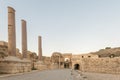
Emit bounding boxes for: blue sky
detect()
[1,0,120,56]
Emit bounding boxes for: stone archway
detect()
[74,64,80,70]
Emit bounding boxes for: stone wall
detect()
[49,63,59,69]
[0,56,31,74]
[34,61,47,70]
[0,41,8,58]
[16,48,22,59]
[81,57,120,74]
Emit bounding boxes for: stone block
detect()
[0,56,31,74]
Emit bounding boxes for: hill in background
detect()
[91,47,120,58]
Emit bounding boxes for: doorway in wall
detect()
[74,64,79,70]
[64,63,69,68]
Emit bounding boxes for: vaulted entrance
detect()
[74,64,79,70]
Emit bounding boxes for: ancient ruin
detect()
[38,36,42,61]
[22,20,27,58]
[0,7,31,74]
[34,36,47,70]
[0,6,120,75]
[8,6,16,56]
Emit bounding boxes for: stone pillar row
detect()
[8,6,43,60]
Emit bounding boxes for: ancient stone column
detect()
[8,7,16,56]
[22,20,27,58]
[38,36,42,60]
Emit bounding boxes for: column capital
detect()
[38,36,42,38]
[21,19,26,22]
[8,6,15,13]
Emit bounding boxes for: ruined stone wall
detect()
[49,63,59,69]
[0,41,8,58]
[16,48,22,59]
[81,57,120,74]
[72,55,81,69]
[43,57,51,65]
[0,58,31,74]
[34,62,47,70]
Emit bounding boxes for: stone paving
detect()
[0,69,80,80]
[0,69,120,80]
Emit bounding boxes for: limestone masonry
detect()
[0,6,120,75]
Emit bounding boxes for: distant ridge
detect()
[91,47,120,57]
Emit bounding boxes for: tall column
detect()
[22,20,27,58]
[38,36,42,60]
[8,7,16,56]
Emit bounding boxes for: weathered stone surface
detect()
[38,36,42,60]
[34,61,47,70]
[43,56,51,65]
[0,41,8,59]
[27,51,37,60]
[80,57,120,74]
[16,48,22,59]
[8,6,16,56]
[21,20,27,58]
[0,56,31,74]
[49,63,59,69]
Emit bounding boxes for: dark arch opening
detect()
[74,64,79,70]
[64,63,69,68]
